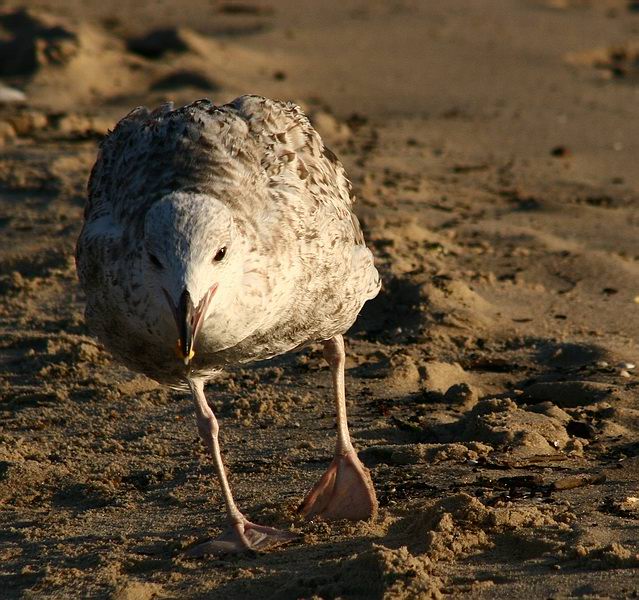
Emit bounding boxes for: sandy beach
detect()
[1,1,639,598]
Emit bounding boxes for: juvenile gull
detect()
[76,95,381,554]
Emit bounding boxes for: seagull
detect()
[76,95,381,555]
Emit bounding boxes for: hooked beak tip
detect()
[183,348,195,366]
[175,340,195,366]
[166,284,217,367]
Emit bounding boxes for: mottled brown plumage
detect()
[76,95,380,554]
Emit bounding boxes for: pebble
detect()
[0,84,26,105]
[443,382,479,409]
[618,362,635,370]
[6,110,48,135]
[54,113,110,137]
[309,110,352,144]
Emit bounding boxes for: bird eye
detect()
[148,252,164,269]
[213,246,227,262]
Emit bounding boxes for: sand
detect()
[1,1,639,598]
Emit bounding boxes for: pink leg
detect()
[184,378,296,557]
[299,335,378,521]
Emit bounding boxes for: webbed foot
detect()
[185,519,297,557]
[299,450,377,521]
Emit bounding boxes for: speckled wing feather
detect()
[87,96,364,230]
[82,94,379,291]
[229,95,378,289]
[220,96,380,353]
[229,96,357,215]
[85,100,257,233]
[77,96,380,382]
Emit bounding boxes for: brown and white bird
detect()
[76,95,381,554]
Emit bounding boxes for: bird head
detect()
[143,192,240,367]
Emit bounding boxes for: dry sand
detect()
[1,0,639,598]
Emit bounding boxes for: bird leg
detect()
[299,335,378,521]
[184,378,296,557]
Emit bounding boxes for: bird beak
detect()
[177,289,195,365]
[163,285,218,367]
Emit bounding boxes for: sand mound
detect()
[0,8,79,76]
[109,579,163,600]
[390,494,492,559]
[385,352,422,393]
[4,9,146,111]
[566,42,639,82]
[0,459,59,505]
[331,492,576,597]
[388,493,573,558]
[308,109,352,145]
[0,9,281,112]
[421,277,496,331]
[420,361,482,407]
[448,398,570,456]
[326,546,443,600]
[362,441,492,466]
[369,354,482,399]
[573,542,639,569]
[523,380,626,407]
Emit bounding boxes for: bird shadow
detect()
[351,273,426,343]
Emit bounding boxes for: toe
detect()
[184,522,296,557]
